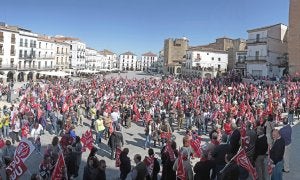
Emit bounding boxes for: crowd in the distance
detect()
[0,73,297,180]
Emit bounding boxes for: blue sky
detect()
[1,0,289,56]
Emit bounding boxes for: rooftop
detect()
[188,46,227,53]
[142,51,157,57]
[121,51,136,56]
[247,23,287,33]
[99,49,115,56]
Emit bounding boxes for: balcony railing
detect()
[36,56,55,60]
[246,38,267,44]
[246,56,267,61]
[0,65,17,70]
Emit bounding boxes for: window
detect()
[255,51,259,59]
[24,50,27,58]
[38,62,41,69]
[10,58,14,67]
[207,53,209,55]
[10,45,15,55]
[57,47,59,54]
[20,38,23,46]
[197,54,200,59]
[218,64,221,70]
[0,32,3,42]
[0,44,3,54]
[45,61,47,67]
[33,41,36,48]
[256,34,260,42]
[46,43,48,48]
[61,48,64,54]
[39,42,41,48]
[212,57,214,60]
[10,34,15,44]
[19,50,22,58]
[51,61,53,68]
[38,51,41,57]
[0,58,2,67]
[30,40,33,48]
[218,58,221,61]
[33,51,36,58]
[70,45,72,50]
[25,39,28,47]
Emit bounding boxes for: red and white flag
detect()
[115,147,122,167]
[51,153,67,180]
[164,142,175,161]
[81,129,94,152]
[144,156,155,176]
[177,152,186,180]
[233,148,257,180]
[190,138,202,158]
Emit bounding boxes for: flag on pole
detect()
[115,147,122,167]
[51,153,67,180]
[190,138,202,158]
[233,148,257,180]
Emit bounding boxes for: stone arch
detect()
[176,67,181,74]
[36,73,40,79]
[18,72,24,82]
[7,71,14,82]
[27,72,33,81]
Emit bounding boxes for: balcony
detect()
[246,56,267,62]
[246,38,267,44]
[20,55,36,60]
[0,65,17,70]
[36,56,55,60]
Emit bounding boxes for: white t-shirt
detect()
[30,124,43,140]
[111,112,120,122]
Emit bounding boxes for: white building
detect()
[140,52,158,71]
[0,24,19,81]
[85,47,103,70]
[36,35,56,71]
[54,37,86,70]
[99,49,117,70]
[53,38,70,70]
[119,51,137,71]
[246,23,288,77]
[183,47,228,78]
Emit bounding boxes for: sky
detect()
[0,0,289,56]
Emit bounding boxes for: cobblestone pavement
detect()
[0,72,299,179]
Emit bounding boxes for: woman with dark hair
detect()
[88,146,98,159]
[83,156,100,180]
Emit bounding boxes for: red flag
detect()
[51,153,67,180]
[240,123,249,148]
[115,147,122,167]
[164,143,175,161]
[160,132,171,140]
[81,129,93,152]
[133,103,141,122]
[144,156,155,177]
[62,102,68,113]
[177,152,186,180]
[0,138,5,149]
[190,138,202,158]
[233,148,257,180]
[37,107,43,120]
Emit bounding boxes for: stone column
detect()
[23,72,28,82]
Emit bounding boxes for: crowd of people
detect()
[0,73,297,180]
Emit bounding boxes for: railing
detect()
[246,56,267,61]
[246,38,267,44]
[0,65,17,70]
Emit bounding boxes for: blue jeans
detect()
[186,117,192,129]
[288,113,294,125]
[144,134,151,148]
[271,160,283,180]
[3,126,9,138]
[96,130,104,145]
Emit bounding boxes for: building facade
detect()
[36,35,56,71]
[182,47,228,78]
[86,47,103,70]
[245,24,288,77]
[118,51,137,71]
[99,49,118,70]
[140,52,157,71]
[234,50,247,76]
[163,37,189,74]
[0,24,19,81]
[288,0,300,75]
[53,38,70,70]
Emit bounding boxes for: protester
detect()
[119,148,131,180]
[72,136,83,178]
[95,116,105,147]
[145,148,160,180]
[108,125,124,159]
[279,118,292,174]
[254,126,268,180]
[2,140,15,166]
[218,153,240,180]
[96,159,107,180]
[270,129,285,180]
[193,150,215,180]
[131,154,148,180]
[83,156,100,180]
[161,141,178,180]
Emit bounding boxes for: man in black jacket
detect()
[108,125,124,159]
[229,123,241,155]
[120,148,131,180]
[254,126,268,180]
[270,129,285,180]
[212,134,231,179]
